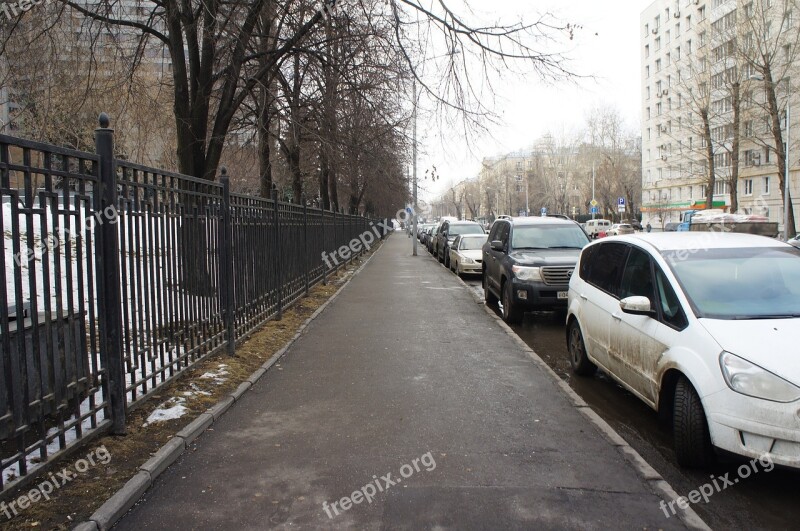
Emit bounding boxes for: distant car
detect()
[609,223,635,236]
[449,234,488,276]
[567,233,800,469]
[623,219,643,231]
[663,222,680,232]
[482,216,590,324]
[584,219,612,239]
[434,220,485,268]
[788,235,800,248]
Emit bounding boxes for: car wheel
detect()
[673,376,715,468]
[567,320,596,376]
[501,280,523,325]
[483,272,498,306]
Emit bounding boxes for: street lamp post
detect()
[412,79,418,255]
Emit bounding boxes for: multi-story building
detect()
[640,0,799,230]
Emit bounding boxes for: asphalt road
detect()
[453,271,800,531]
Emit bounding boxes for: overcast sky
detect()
[415,0,646,200]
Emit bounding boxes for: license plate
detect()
[557,291,568,299]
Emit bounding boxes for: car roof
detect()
[503,216,577,226]
[607,232,789,251]
[447,220,481,225]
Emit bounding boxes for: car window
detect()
[619,247,655,305]
[654,266,688,329]
[487,222,501,241]
[459,235,488,250]
[449,224,484,236]
[492,222,510,247]
[583,242,629,297]
[510,225,589,249]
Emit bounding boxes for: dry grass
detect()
[0,254,370,531]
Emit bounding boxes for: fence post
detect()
[332,207,338,271]
[271,188,282,320]
[303,197,309,296]
[94,113,126,435]
[321,209,327,286]
[219,168,235,356]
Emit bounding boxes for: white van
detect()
[584,219,611,239]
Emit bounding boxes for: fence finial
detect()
[98,112,110,128]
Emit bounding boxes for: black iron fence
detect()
[0,115,387,496]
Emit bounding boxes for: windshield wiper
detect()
[513,246,547,250]
[547,246,583,249]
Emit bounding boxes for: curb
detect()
[453,266,711,531]
[74,239,388,531]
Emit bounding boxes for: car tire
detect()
[483,272,498,306]
[567,320,596,376]
[501,280,523,325]
[673,376,715,468]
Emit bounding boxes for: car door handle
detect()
[612,313,622,321]
[579,294,588,300]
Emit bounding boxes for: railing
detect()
[0,115,387,497]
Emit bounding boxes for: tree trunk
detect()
[765,73,796,237]
[702,108,716,208]
[730,82,740,213]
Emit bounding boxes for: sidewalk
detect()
[115,234,694,530]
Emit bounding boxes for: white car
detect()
[449,234,487,276]
[609,223,635,236]
[566,232,800,468]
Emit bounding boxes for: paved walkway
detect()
[116,234,688,530]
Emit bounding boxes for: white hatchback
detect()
[566,232,800,468]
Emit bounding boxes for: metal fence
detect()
[0,115,386,496]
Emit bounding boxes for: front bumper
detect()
[510,277,569,310]
[704,387,800,468]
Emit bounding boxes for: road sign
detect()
[618,205,626,213]
[590,199,598,207]
[540,207,547,216]
[590,206,599,214]
[618,197,626,206]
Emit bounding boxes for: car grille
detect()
[541,266,574,286]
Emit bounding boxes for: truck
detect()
[676,209,779,237]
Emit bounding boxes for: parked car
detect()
[449,234,488,276]
[482,217,590,324]
[622,219,643,231]
[788,235,800,249]
[609,223,635,236]
[584,219,612,239]
[434,220,485,267]
[566,232,800,469]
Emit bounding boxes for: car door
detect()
[577,242,629,369]
[608,246,665,406]
[486,221,509,292]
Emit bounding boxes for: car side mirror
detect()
[490,240,505,252]
[619,296,654,316]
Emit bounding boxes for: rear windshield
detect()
[459,235,488,250]
[449,224,484,236]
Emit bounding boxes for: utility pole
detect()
[785,101,791,240]
[412,78,418,256]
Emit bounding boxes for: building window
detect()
[656,59,662,71]
[763,176,770,195]
[647,86,651,99]
[645,44,650,58]
[744,179,753,195]
[675,22,680,36]
[686,14,691,28]
[655,37,661,51]
[646,65,650,78]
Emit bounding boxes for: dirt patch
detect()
[0,254,370,531]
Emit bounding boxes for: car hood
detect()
[458,249,483,261]
[508,248,582,266]
[699,318,800,383]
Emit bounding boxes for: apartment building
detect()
[640,0,799,230]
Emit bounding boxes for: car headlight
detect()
[511,265,542,282]
[461,256,475,264]
[719,352,800,403]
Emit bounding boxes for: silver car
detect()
[449,234,488,276]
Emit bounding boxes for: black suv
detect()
[482,217,590,324]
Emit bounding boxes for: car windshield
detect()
[665,247,800,319]
[511,225,590,249]
[449,224,484,236]
[459,235,488,250]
